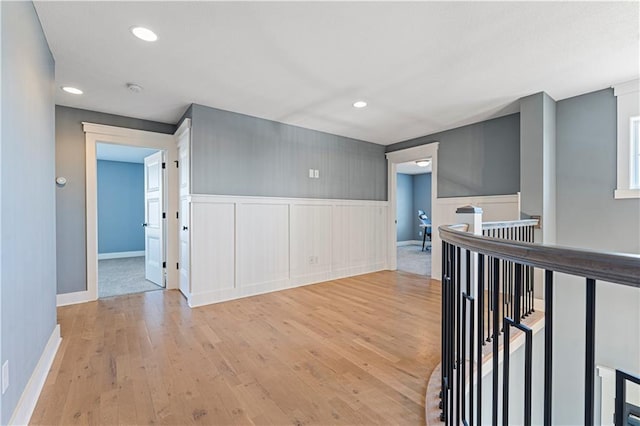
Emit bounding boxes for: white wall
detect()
[187,195,388,307]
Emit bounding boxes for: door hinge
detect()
[162,162,166,169]
[162,261,166,268]
[174,160,179,168]
[162,212,166,219]
[176,211,179,219]
[176,262,179,270]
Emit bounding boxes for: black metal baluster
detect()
[544,270,553,426]
[477,254,485,425]
[492,257,500,426]
[441,241,447,423]
[456,246,462,426]
[585,278,596,426]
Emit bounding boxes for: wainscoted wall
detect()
[431,193,521,278]
[187,195,388,307]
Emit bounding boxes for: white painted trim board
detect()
[56,290,93,307]
[8,325,61,426]
[97,250,144,260]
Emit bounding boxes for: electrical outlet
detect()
[419,231,423,236]
[308,169,314,178]
[314,169,319,178]
[308,256,315,264]
[2,360,9,394]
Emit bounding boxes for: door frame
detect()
[84,122,179,301]
[385,142,439,278]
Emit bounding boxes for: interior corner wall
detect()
[386,113,520,198]
[55,106,176,295]
[396,174,413,241]
[553,88,640,424]
[97,160,145,254]
[189,104,387,200]
[1,2,57,423]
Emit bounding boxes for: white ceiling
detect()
[96,143,158,164]
[397,161,432,175]
[34,1,639,145]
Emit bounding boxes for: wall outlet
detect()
[309,169,314,178]
[419,231,423,236]
[308,256,319,264]
[2,360,8,394]
[314,169,319,178]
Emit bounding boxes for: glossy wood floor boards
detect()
[31,271,441,426]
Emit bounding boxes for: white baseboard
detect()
[8,325,61,426]
[397,240,422,247]
[97,250,144,260]
[56,290,95,307]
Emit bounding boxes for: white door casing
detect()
[144,151,164,286]
[176,120,191,298]
[74,122,178,306]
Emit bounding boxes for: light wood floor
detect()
[31,271,442,425]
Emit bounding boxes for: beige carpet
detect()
[397,244,432,276]
[98,256,162,298]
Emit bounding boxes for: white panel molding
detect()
[97,250,144,260]
[56,290,93,307]
[186,195,388,307]
[431,193,521,278]
[8,325,61,426]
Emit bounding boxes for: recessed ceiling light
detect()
[126,83,143,93]
[416,159,431,167]
[353,101,368,108]
[131,26,158,42]
[61,86,83,95]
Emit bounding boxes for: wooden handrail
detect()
[439,224,640,288]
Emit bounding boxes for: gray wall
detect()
[55,106,175,294]
[413,173,432,237]
[1,2,57,422]
[553,88,640,424]
[190,104,387,200]
[387,113,520,198]
[97,160,145,254]
[396,174,413,241]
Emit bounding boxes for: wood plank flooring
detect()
[31,271,441,425]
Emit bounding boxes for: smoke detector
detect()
[126,83,143,93]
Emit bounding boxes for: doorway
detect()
[395,160,432,276]
[96,143,165,298]
[385,142,441,279]
[84,123,179,303]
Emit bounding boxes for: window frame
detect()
[613,79,640,199]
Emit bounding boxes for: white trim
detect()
[188,193,388,206]
[84,123,179,301]
[97,250,144,260]
[386,142,439,276]
[8,325,61,426]
[397,240,422,247]
[614,188,640,199]
[56,290,93,307]
[613,79,640,198]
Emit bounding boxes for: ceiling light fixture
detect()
[353,101,367,108]
[127,83,143,93]
[61,86,83,95]
[131,26,158,42]
[416,159,431,167]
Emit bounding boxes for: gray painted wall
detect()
[1,2,57,422]
[97,160,145,254]
[190,104,387,200]
[55,106,175,294]
[413,173,432,238]
[386,113,520,198]
[553,88,640,424]
[396,174,413,242]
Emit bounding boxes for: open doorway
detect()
[395,160,432,276]
[96,143,165,298]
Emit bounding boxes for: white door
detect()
[177,131,190,298]
[144,151,164,286]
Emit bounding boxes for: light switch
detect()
[309,169,314,178]
[314,170,319,178]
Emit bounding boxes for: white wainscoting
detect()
[187,195,388,307]
[431,193,521,279]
